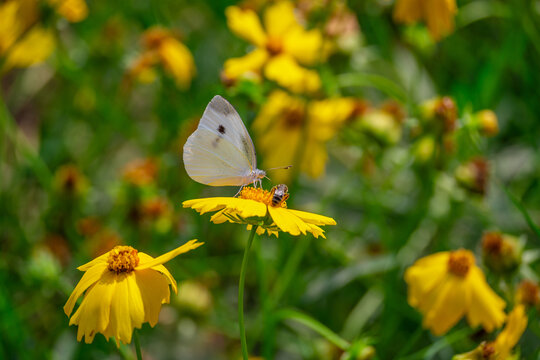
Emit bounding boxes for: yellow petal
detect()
[183,197,268,219]
[223,48,268,80]
[226,6,267,47]
[404,254,448,309]
[283,27,323,65]
[158,38,196,89]
[0,1,23,53]
[104,273,133,345]
[285,209,336,226]
[300,140,328,178]
[263,1,298,38]
[4,27,55,70]
[125,273,145,329]
[134,268,171,326]
[268,206,310,236]
[49,0,88,22]
[64,263,108,316]
[393,0,423,24]
[466,267,506,332]
[425,0,457,40]
[69,270,117,344]
[136,239,203,270]
[77,251,110,271]
[264,54,321,93]
[422,274,469,335]
[495,305,527,358]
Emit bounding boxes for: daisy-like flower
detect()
[127,27,196,89]
[223,1,324,93]
[453,305,528,360]
[393,0,457,41]
[405,249,506,336]
[183,186,336,238]
[0,0,87,71]
[64,240,204,345]
[253,90,356,182]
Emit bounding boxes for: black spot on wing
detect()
[218,125,226,134]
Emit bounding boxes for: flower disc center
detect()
[239,187,287,207]
[447,250,473,277]
[107,246,140,273]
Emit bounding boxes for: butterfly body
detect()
[183,95,266,187]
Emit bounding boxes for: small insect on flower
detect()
[271,184,289,207]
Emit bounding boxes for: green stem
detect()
[133,330,143,360]
[239,226,257,360]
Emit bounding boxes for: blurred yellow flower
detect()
[453,305,528,360]
[64,240,204,345]
[54,164,89,196]
[253,90,355,182]
[223,1,324,93]
[405,249,506,336]
[393,0,457,40]
[128,27,196,89]
[0,0,87,70]
[183,186,336,238]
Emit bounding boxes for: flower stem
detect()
[239,226,257,360]
[134,329,143,360]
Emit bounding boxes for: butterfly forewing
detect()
[183,95,258,186]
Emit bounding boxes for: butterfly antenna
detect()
[266,165,292,171]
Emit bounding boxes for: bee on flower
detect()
[222,1,326,93]
[64,240,204,345]
[183,185,336,238]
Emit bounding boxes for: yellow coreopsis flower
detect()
[453,305,528,360]
[253,90,355,182]
[405,249,506,336]
[0,0,87,71]
[393,0,457,41]
[183,186,336,238]
[223,1,324,93]
[64,240,204,345]
[127,27,196,89]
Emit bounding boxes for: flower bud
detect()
[413,136,436,163]
[482,231,522,274]
[516,280,539,308]
[358,109,402,145]
[474,110,498,137]
[420,96,457,134]
[455,158,489,195]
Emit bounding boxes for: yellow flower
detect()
[453,305,528,360]
[64,240,204,345]
[393,0,457,40]
[405,249,506,336]
[253,90,355,182]
[128,27,196,89]
[0,0,87,71]
[183,186,336,238]
[223,1,324,93]
[493,305,527,360]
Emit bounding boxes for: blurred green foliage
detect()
[1,0,540,359]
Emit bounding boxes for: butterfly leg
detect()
[234,185,244,197]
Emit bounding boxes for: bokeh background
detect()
[1,0,540,359]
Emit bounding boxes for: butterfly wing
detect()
[183,95,257,186]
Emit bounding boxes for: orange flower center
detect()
[482,232,503,255]
[283,107,305,129]
[107,246,140,273]
[481,342,496,359]
[266,36,283,56]
[518,280,539,306]
[239,187,287,207]
[447,250,474,277]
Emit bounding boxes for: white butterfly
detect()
[183,95,267,188]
